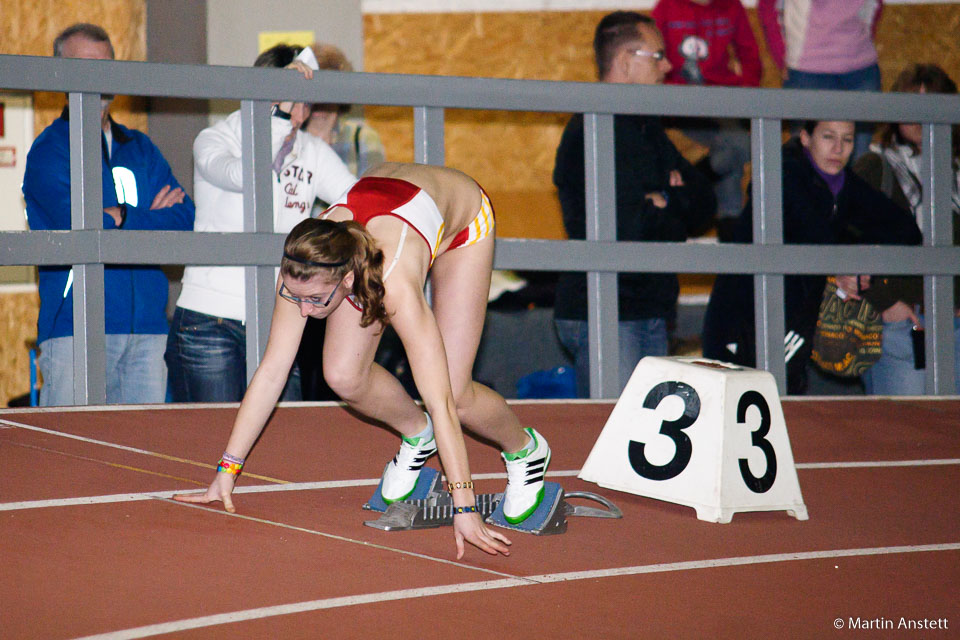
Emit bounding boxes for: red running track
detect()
[1,398,958,639]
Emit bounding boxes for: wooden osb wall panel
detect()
[364,11,607,239]
[0,0,147,140]
[874,4,960,90]
[364,5,960,239]
[0,292,40,404]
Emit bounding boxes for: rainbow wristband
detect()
[217,453,244,476]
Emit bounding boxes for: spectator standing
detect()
[758,0,884,159]
[702,120,921,394]
[165,44,355,403]
[23,23,196,406]
[303,43,385,180]
[852,64,960,395]
[653,0,762,240]
[553,11,716,398]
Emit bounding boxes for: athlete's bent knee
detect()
[323,365,367,402]
[453,381,480,421]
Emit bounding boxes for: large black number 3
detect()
[737,391,777,493]
[628,381,700,481]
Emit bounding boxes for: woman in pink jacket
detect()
[759,0,884,158]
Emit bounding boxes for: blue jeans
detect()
[554,317,668,398]
[165,307,301,403]
[784,64,882,160]
[863,316,960,395]
[38,334,167,406]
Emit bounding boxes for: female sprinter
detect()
[175,162,551,558]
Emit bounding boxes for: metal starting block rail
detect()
[363,491,501,531]
[363,474,622,536]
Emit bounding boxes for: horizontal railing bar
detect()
[2,55,959,123]
[5,231,960,275]
[492,240,960,274]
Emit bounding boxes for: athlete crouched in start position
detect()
[176,162,551,557]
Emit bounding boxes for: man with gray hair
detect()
[23,23,195,406]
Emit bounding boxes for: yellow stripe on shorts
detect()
[465,192,494,247]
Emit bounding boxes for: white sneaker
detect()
[501,427,551,524]
[380,418,438,504]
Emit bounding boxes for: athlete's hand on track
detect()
[173,472,238,512]
[453,513,511,559]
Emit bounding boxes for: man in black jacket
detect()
[553,11,716,398]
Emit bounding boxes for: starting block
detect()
[485,484,622,535]
[363,465,442,513]
[579,356,808,524]
[363,479,621,535]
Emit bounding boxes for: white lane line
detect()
[73,579,532,640]
[796,459,960,469]
[525,542,960,583]
[73,542,960,640]
[0,472,577,512]
[5,417,958,474]
[0,418,288,483]
[0,481,374,512]
[2,460,958,512]
[0,418,213,467]
[157,496,523,581]
[3,417,957,513]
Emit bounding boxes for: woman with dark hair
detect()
[176,163,551,558]
[702,120,922,394]
[852,63,960,394]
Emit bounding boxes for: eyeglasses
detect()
[279,280,341,307]
[629,49,666,62]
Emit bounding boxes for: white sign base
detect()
[579,356,808,523]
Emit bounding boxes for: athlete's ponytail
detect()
[281,218,387,327]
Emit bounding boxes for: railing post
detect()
[921,123,956,395]
[69,91,107,405]
[241,100,275,383]
[413,106,445,305]
[584,113,619,399]
[751,117,787,394]
[414,106,445,166]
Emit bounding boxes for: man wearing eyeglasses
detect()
[552,11,716,398]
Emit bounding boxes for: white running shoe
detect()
[380,417,438,504]
[501,427,551,524]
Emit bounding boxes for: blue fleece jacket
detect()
[23,111,195,341]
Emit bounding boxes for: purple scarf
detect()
[804,148,846,197]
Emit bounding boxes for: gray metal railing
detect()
[1,53,958,402]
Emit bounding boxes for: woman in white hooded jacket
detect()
[165,44,356,402]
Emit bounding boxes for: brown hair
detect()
[593,11,655,80]
[281,218,387,327]
[877,63,960,156]
[310,43,353,115]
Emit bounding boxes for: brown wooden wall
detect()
[0,0,147,142]
[363,5,960,240]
